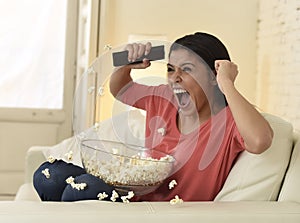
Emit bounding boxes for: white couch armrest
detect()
[25,146,49,183]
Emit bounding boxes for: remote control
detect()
[112,45,165,67]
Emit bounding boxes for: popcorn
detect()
[120,191,135,203]
[93,122,100,131]
[47,156,56,163]
[110,190,119,202]
[169,180,177,190]
[121,196,130,203]
[97,86,105,96]
[42,168,50,179]
[65,151,73,161]
[82,152,174,187]
[72,182,87,191]
[104,44,112,50]
[66,176,75,184]
[66,176,87,191]
[87,67,96,75]
[170,195,183,205]
[88,86,95,94]
[112,148,119,155]
[97,192,108,200]
[127,191,135,199]
[157,127,166,136]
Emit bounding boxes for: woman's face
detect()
[167,48,214,116]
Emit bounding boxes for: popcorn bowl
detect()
[80,139,175,196]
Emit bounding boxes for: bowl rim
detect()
[80,139,175,163]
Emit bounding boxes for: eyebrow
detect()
[181,62,195,67]
[167,62,195,67]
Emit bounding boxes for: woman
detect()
[110,32,273,201]
[33,32,273,202]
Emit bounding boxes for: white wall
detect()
[98,0,259,104]
[256,0,300,131]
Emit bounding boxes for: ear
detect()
[210,70,218,85]
[210,78,218,86]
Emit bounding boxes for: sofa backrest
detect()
[278,131,300,202]
[45,110,296,202]
[97,111,296,201]
[215,113,294,201]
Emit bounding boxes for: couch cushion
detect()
[215,114,294,201]
[14,183,41,201]
[2,200,300,223]
[278,132,300,202]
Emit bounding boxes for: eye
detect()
[167,66,174,72]
[182,67,192,73]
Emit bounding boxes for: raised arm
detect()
[109,43,152,98]
[215,60,273,154]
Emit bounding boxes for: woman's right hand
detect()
[125,42,152,69]
[110,42,152,97]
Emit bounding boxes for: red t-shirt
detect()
[119,83,245,201]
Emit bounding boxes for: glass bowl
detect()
[80,139,175,196]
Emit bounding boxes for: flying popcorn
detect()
[72,182,87,191]
[93,122,100,131]
[104,44,112,50]
[121,196,130,203]
[66,176,75,184]
[127,191,134,199]
[169,180,177,189]
[157,127,166,136]
[47,156,56,163]
[97,86,105,96]
[42,168,50,179]
[170,195,183,205]
[65,176,87,191]
[112,148,119,155]
[65,151,73,161]
[97,192,108,200]
[120,191,135,203]
[110,190,119,202]
[88,86,95,94]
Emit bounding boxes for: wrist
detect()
[220,80,235,96]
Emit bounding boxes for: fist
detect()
[214,60,238,93]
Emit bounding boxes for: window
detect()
[0,0,67,109]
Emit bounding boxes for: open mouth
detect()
[173,88,190,108]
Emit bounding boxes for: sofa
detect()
[1,111,300,222]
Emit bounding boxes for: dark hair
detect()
[170,32,231,71]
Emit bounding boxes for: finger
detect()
[131,43,139,61]
[137,43,146,58]
[125,44,134,62]
[129,59,151,69]
[145,42,152,55]
[214,60,220,71]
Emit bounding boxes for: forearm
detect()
[222,81,273,154]
[109,66,133,98]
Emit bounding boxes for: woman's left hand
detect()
[214,60,238,93]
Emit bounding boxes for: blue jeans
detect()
[33,160,115,201]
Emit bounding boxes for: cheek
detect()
[188,74,209,93]
[189,79,211,104]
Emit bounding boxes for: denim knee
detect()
[61,173,115,202]
[33,160,86,201]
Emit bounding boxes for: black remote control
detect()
[112,45,165,67]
